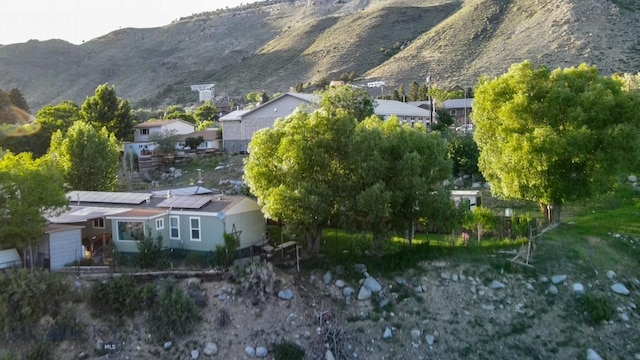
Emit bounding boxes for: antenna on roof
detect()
[76,194,80,205]
[167,190,173,198]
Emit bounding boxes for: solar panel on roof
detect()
[156,196,211,209]
[67,191,151,205]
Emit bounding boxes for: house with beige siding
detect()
[220,92,437,152]
[220,93,317,153]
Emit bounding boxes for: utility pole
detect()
[427,74,433,131]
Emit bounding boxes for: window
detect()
[450,109,457,116]
[116,221,144,241]
[93,218,105,229]
[170,216,180,239]
[156,218,164,230]
[190,217,201,241]
[141,128,149,135]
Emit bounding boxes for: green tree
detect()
[185,136,204,150]
[432,109,454,132]
[194,100,218,125]
[81,83,134,141]
[0,152,68,252]
[473,61,640,222]
[164,105,195,123]
[462,206,496,244]
[408,81,420,101]
[447,133,479,176]
[613,72,640,92]
[149,129,180,156]
[319,85,375,122]
[49,121,120,191]
[245,110,356,255]
[23,101,82,157]
[7,88,30,113]
[350,117,452,246]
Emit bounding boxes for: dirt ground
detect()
[44,249,640,360]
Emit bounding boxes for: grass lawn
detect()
[273,183,640,281]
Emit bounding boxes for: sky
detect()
[0,0,259,45]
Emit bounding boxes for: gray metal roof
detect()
[443,98,473,109]
[374,100,433,118]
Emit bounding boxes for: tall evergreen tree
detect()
[81,83,134,141]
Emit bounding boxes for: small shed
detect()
[451,190,482,210]
[37,224,85,270]
[0,248,22,270]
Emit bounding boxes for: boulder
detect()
[323,271,332,285]
[256,347,268,358]
[343,287,355,297]
[587,348,603,360]
[364,277,382,292]
[203,342,218,356]
[245,346,256,357]
[278,289,294,300]
[358,285,372,300]
[611,283,630,295]
[551,275,567,284]
[383,327,392,339]
[628,175,637,183]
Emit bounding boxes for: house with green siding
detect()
[49,190,266,256]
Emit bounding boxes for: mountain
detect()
[0,0,638,110]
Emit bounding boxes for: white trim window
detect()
[93,218,105,229]
[190,217,201,241]
[156,218,164,231]
[170,216,180,239]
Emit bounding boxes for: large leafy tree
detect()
[0,100,80,157]
[473,61,640,222]
[194,100,219,130]
[350,117,452,246]
[245,109,355,255]
[319,85,376,121]
[0,151,68,251]
[447,133,479,176]
[49,121,120,191]
[246,108,452,254]
[164,105,195,124]
[81,83,134,141]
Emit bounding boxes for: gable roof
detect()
[443,98,473,109]
[134,119,195,129]
[219,92,318,122]
[178,130,220,141]
[374,100,433,118]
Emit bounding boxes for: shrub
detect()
[215,308,232,329]
[146,279,201,342]
[46,306,87,343]
[139,282,158,308]
[184,251,206,269]
[137,233,169,269]
[88,275,139,318]
[211,245,227,268]
[231,260,275,304]
[0,269,70,336]
[580,293,614,324]
[273,341,305,360]
[26,340,53,360]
